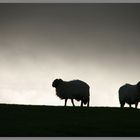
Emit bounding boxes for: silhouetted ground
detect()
[0,104,140,137]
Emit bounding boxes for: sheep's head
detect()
[52,79,63,88]
[137,81,140,90]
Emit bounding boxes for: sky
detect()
[0,3,140,107]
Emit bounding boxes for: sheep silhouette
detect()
[52,79,90,107]
[119,81,140,108]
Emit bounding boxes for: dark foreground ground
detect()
[0,104,140,137]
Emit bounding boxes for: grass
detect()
[0,104,140,136]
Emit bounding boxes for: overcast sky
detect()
[0,3,140,107]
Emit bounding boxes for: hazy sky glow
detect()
[0,3,140,107]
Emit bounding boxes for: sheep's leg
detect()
[87,97,90,107]
[87,102,89,107]
[81,100,83,107]
[120,102,125,108]
[65,99,68,106]
[135,102,138,109]
[129,104,132,108]
[71,99,75,107]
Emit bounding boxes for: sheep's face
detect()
[52,79,63,88]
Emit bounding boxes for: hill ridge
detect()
[0,104,139,136]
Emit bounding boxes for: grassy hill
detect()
[0,104,140,137]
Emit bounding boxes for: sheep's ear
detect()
[57,79,63,83]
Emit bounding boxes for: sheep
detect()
[119,81,140,108]
[52,79,90,107]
